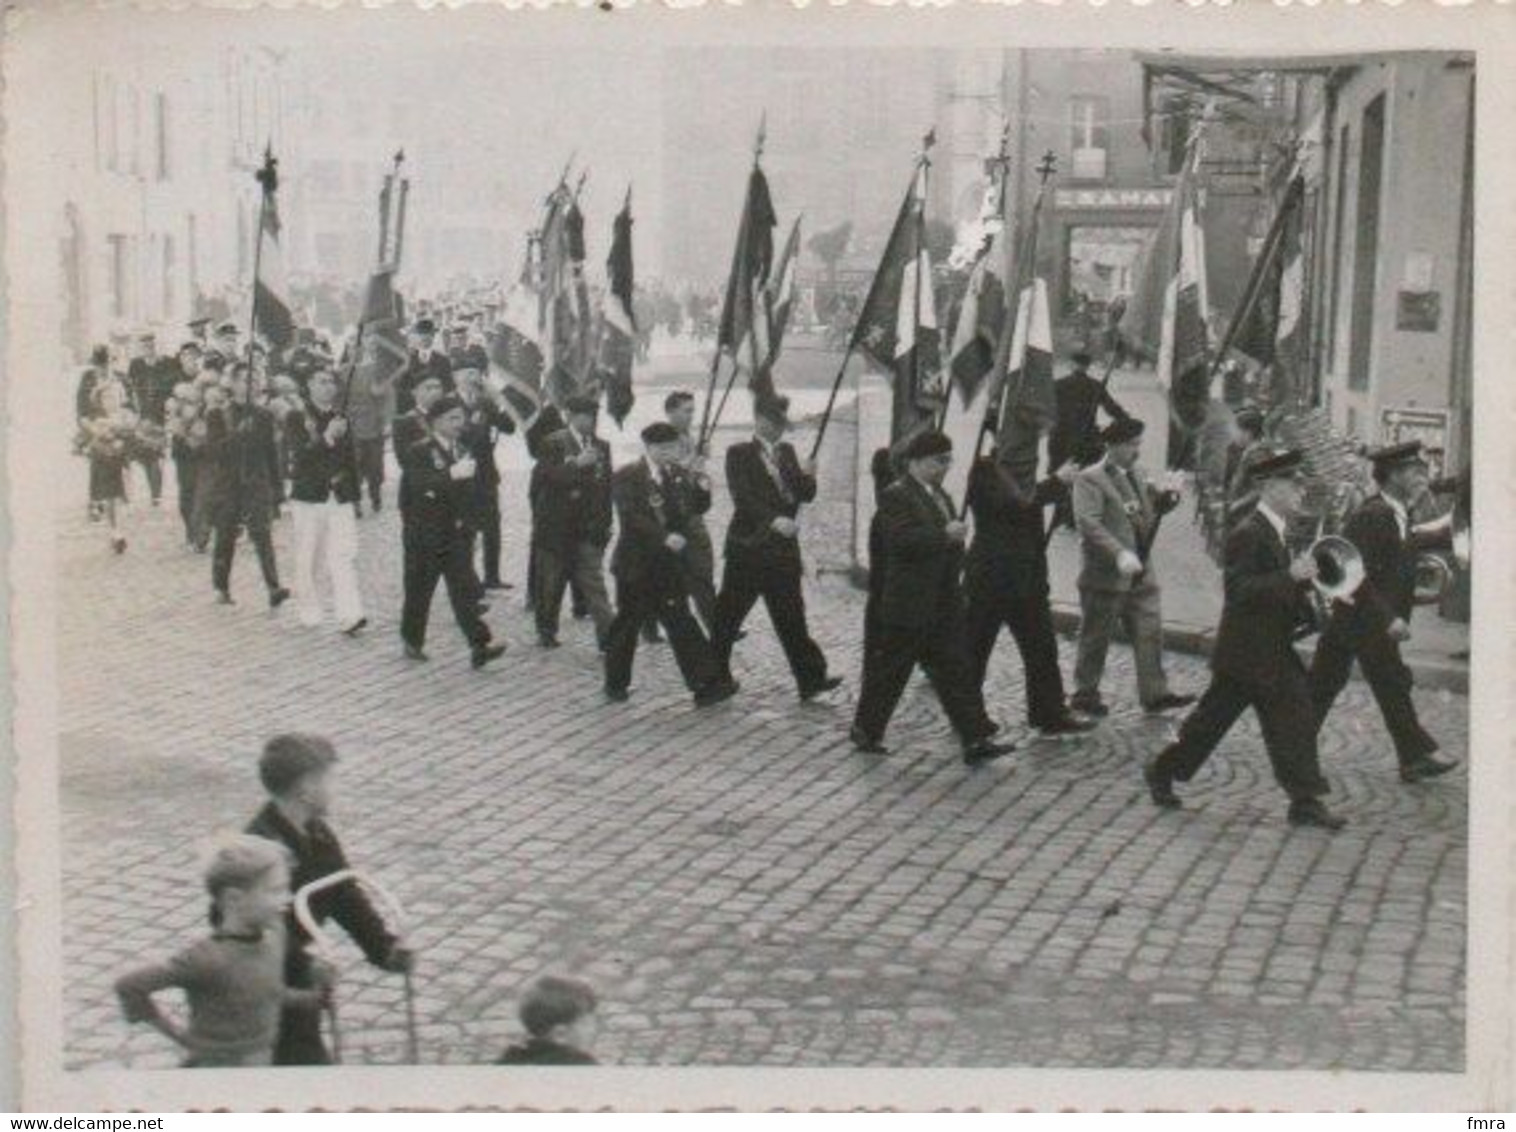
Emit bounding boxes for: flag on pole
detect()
[852,158,942,443]
[598,192,637,426]
[717,165,778,372]
[488,235,548,433]
[996,276,1056,453]
[1229,175,1306,410]
[1122,144,1211,469]
[252,149,295,352]
[946,224,1009,407]
[539,183,592,406]
[748,215,803,398]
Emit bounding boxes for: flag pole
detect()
[908,131,932,444]
[699,115,766,452]
[246,144,276,396]
[1205,174,1299,384]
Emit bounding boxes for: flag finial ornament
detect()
[393,149,405,170]
[256,146,279,194]
[1036,151,1058,183]
[755,112,767,164]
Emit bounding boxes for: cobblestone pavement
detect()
[55,399,1467,1072]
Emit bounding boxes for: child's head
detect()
[203,834,292,930]
[520,976,597,1042]
[258,733,337,817]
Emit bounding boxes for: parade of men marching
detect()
[24,23,1484,1093]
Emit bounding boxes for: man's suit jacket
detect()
[1072,460,1172,593]
[1322,493,1448,645]
[874,475,965,632]
[458,394,516,491]
[610,460,710,585]
[1212,509,1316,688]
[532,428,613,550]
[965,457,1062,589]
[285,406,359,505]
[401,436,477,547]
[199,403,282,518]
[1051,371,1130,468]
[723,438,817,573]
[398,350,454,412]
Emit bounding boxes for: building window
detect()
[1327,124,1351,375]
[162,235,176,319]
[155,93,171,181]
[1348,94,1387,393]
[1068,95,1110,181]
[108,234,133,320]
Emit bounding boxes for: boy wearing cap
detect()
[398,318,453,415]
[1070,417,1194,717]
[532,395,615,649]
[711,393,842,701]
[115,834,333,1067]
[1309,441,1457,784]
[603,422,735,706]
[852,430,1014,766]
[398,395,505,669]
[245,734,412,1065]
[496,976,598,1065]
[1144,450,1347,830]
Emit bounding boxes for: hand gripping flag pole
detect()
[294,870,418,1065]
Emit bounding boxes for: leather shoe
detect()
[471,642,506,670]
[1143,755,1182,809]
[483,579,513,591]
[537,635,561,649]
[215,589,234,605]
[1399,754,1458,783]
[800,675,844,702]
[963,738,1016,767]
[849,726,888,755]
[1069,695,1109,718]
[605,685,631,703]
[341,617,368,637]
[1287,799,1347,831]
[1144,692,1197,715]
[1038,714,1097,737]
[403,644,429,662]
[268,586,292,610]
[694,678,740,708]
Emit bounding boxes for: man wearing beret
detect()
[711,393,842,701]
[397,394,504,669]
[1144,449,1346,829]
[1309,441,1458,784]
[532,395,615,649]
[1070,417,1194,717]
[603,422,737,707]
[851,430,1015,766]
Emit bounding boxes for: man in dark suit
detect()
[531,395,615,649]
[1310,441,1458,783]
[397,394,505,669]
[1049,350,1130,528]
[1143,449,1345,830]
[603,422,737,707]
[127,331,173,506]
[850,430,1015,767]
[201,364,290,609]
[455,367,516,591]
[711,394,842,701]
[964,449,1094,737]
[391,373,442,478]
[397,318,453,415]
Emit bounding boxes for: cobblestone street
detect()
[55,397,1468,1072]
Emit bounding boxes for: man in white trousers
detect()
[285,369,366,635]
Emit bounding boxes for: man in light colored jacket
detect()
[1070,417,1195,717]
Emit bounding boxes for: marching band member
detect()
[1069,418,1194,717]
[602,422,737,707]
[285,369,366,635]
[850,430,1014,766]
[660,391,718,632]
[1143,449,1346,830]
[1309,441,1458,783]
[455,367,517,591]
[710,393,842,702]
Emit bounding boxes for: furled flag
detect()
[598,191,637,426]
[540,183,593,406]
[852,155,942,444]
[1122,151,1211,469]
[995,276,1056,462]
[749,215,803,399]
[348,266,409,411]
[488,284,546,432]
[717,165,777,378]
[251,149,295,352]
[1230,176,1306,409]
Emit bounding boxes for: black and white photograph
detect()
[3,1,1512,1113]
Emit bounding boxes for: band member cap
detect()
[901,429,953,461]
[1070,349,1093,367]
[1366,440,1426,472]
[641,421,681,445]
[1101,417,1145,445]
[425,393,466,420]
[1250,448,1307,481]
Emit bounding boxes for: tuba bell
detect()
[1309,535,1366,602]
